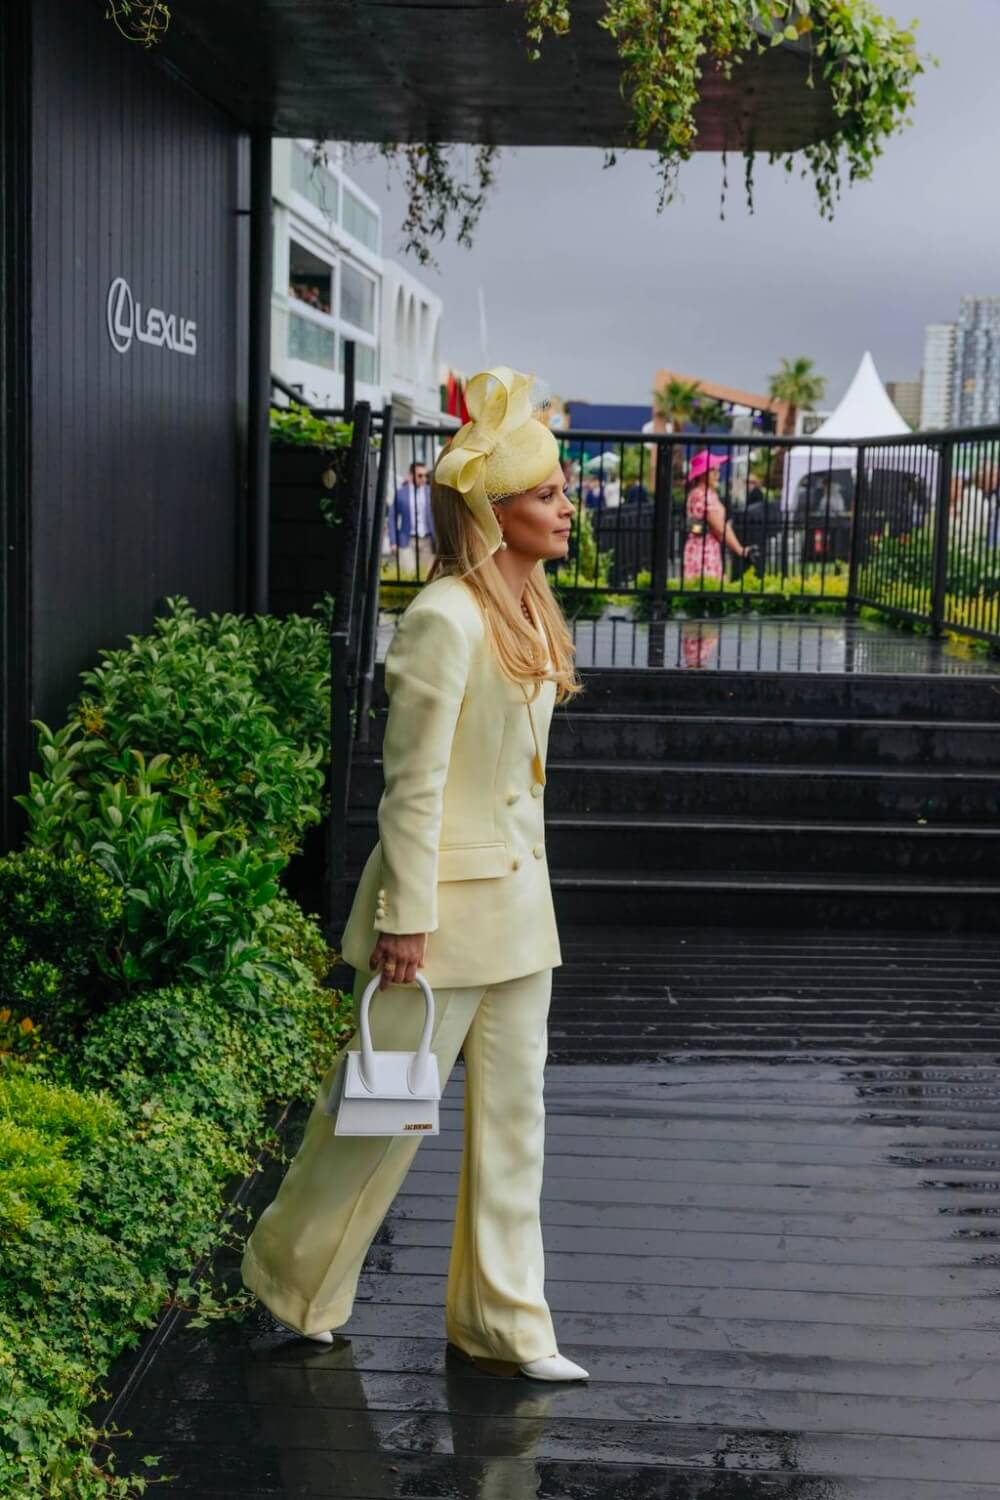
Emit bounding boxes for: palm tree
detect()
[768,357,827,436]
[692,398,730,433]
[652,378,703,432]
[652,379,703,491]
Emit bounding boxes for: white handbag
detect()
[327,969,441,1137]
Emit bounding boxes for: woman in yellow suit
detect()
[241,366,590,1381]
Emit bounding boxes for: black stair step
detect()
[545,712,1000,768]
[345,810,1000,879]
[348,757,1000,824]
[545,812,1000,879]
[359,707,1000,766]
[552,867,1000,895]
[548,869,1000,933]
[568,668,1000,722]
[353,702,1000,768]
[368,665,1000,721]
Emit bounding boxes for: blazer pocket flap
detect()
[437,840,509,882]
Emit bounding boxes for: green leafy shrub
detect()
[0,850,122,1033]
[553,504,614,591]
[631,567,850,619]
[0,1008,51,1065]
[1,597,358,1496]
[0,1119,82,1235]
[858,526,999,601]
[14,771,290,999]
[0,1059,242,1498]
[16,596,329,860]
[68,961,350,1145]
[261,890,338,985]
[196,605,332,753]
[0,949,354,1496]
[13,599,334,1001]
[270,401,352,450]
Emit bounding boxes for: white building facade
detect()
[270,141,443,422]
[379,259,443,426]
[919,322,956,430]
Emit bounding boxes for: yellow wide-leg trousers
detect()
[240,965,558,1364]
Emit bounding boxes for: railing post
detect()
[846,442,867,612]
[343,339,356,422]
[247,131,273,616]
[356,405,395,745]
[930,435,953,638]
[324,401,372,943]
[648,437,672,668]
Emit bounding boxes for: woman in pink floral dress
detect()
[682,450,754,583]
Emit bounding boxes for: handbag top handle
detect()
[357,969,436,1096]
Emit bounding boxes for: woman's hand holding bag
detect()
[369,931,427,989]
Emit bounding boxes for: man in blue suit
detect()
[387,461,435,577]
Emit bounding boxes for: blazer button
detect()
[511,855,522,871]
[530,782,544,798]
[505,789,520,805]
[532,842,545,859]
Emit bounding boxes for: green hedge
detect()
[629,568,851,620]
[1,597,356,1497]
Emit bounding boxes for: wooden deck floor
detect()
[108,930,1000,1498]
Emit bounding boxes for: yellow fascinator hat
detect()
[434,365,560,554]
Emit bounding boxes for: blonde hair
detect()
[426,479,584,707]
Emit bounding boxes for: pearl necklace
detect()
[520,598,533,625]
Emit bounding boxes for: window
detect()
[343,187,379,252]
[340,338,378,385]
[288,240,334,317]
[289,312,337,370]
[291,145,339,221]
[340,262,376,334]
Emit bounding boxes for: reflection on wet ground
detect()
[109,930,1000,1498]
[374,612,1000,675]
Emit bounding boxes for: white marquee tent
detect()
[781,351,934,513]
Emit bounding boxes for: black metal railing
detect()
[317,399,395,936]
[849,429,1000,647]
[378,421,1000,661]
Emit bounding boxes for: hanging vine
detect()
[105,1,171,47]
[518,0,925,219]
[373,143,500,269]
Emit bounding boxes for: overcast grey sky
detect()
[350,1,999,408]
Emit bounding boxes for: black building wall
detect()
[27,0,249,738]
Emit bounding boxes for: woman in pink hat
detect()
[682,450,754,584]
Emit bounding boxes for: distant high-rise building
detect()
[951,296,1000,427]
[919,323,956,429]
[886,379,922,429]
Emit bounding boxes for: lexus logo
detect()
[106,276,197,356]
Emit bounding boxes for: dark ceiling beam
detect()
[156,0,837,151]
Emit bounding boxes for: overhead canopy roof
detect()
[159,0,839,148]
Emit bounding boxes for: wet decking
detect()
[107,929,1000,1498]
[375,612,1000,674]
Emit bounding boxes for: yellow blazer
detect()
[338,574,563,987]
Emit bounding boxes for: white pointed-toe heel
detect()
[273,1316,333,1344]
[519,1352,590,1381]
